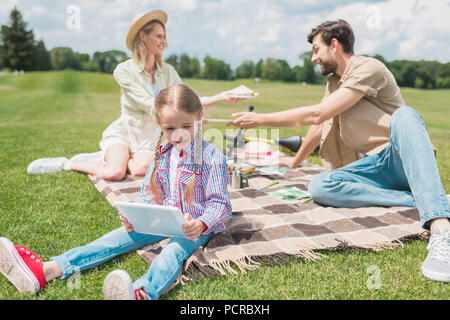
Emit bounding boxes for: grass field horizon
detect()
[0,70,448,300]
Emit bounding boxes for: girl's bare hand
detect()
[119,213,134,232]
[182,215,207,240]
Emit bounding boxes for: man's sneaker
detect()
[0,237,47,293]
[27,157,70,174]
[103,269,146,300]
[421,226,450,282]
[70,151,104,164]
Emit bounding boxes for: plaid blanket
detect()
[88,156,427,286]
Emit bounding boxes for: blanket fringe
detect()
[183,248,325,284]
[329,232,430,253]
[180,232,429,285]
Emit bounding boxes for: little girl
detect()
[0,84,232,300]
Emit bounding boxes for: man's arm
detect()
[288,124,322,168]
[230,87,364,128]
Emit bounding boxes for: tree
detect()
[165,54,179,70]
[277,59,295,82]
[0,44,4,69]
[235,60,254,79]
[50,47,80,70]
[92,50,128,73]
[436,76,450,88]
[298,51,319,84]
[0,7,36,71]
[201,55,233,80]
[78,53,99,72]
[179,54,196,78]
[261,58,283,81]
[188,57,201,78]
[31,40,51,70]
[254,59,263,78]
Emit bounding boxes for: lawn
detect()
[0,71,448,300]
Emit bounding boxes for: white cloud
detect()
[323,0,450,61]
[259,27,280,44]
[0,0,449,68]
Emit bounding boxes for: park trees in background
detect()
[50,47,80,70]
[1,7,449,88]
[201,55,233,80]
[235,60,255,79]
[166,53,201,78]
[0,6,51,71]
[92,50,128,73]
[387,59,450,89]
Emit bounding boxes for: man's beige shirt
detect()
[320,55,405,169]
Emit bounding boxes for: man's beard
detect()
[320,59,338,76]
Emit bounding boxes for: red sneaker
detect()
[0,237,47,293]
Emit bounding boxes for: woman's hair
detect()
[149,84,203,205]
[132,19,167,70]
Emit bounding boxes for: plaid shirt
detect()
[135,138,232,235]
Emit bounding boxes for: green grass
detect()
[0,71,448,300]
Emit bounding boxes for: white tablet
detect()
[114,201,187,238]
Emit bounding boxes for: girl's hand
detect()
[118,213,134,232]
[182,215,207,240]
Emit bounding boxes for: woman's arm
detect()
[201,92,245,108]
[113,65,156,115]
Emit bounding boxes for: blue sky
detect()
[1,0,449,68]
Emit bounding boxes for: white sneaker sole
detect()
[27,157,68,175]
[102,270,134,300]
[421,265,450,283]
[0,238,40,293]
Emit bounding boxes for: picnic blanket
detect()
[88,155,428,286]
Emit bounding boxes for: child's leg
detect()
[133,233,213,300]
[50,227,166,280]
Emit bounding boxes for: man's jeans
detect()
[308,106,450,230]
[50,227,213,300]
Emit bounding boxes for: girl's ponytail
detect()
[185,121,202,204]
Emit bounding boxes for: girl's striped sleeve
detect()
[197,152,232,231]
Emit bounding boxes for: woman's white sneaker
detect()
[27,157,70,174]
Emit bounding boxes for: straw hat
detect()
[125,10,168,52]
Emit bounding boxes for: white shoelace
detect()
[427,228,450,263]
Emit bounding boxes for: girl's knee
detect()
[154,242,188,269]
[128,162,149,177]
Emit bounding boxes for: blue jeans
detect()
[308,106,450,230]
[50,227,213,300]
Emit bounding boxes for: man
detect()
[230,20,450,282]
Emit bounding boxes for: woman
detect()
[27,9,242,180]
